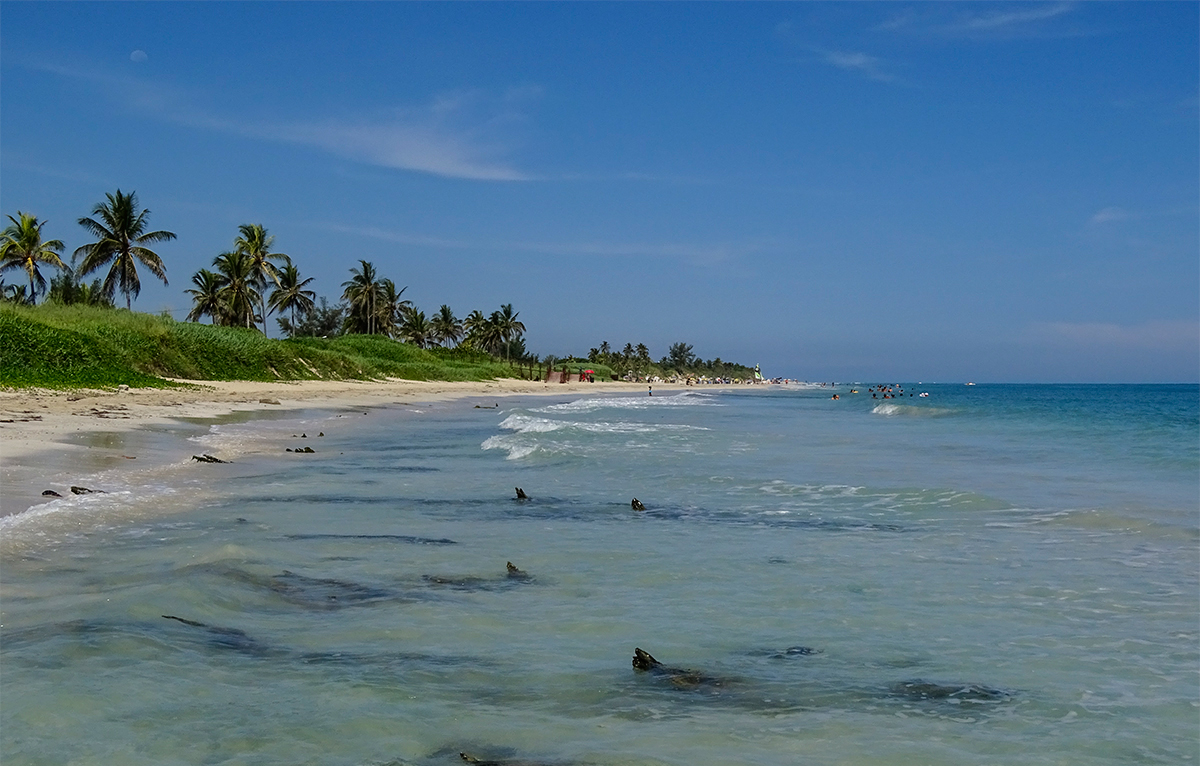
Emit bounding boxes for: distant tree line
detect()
[582,340,756,380]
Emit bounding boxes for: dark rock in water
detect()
[423,563,534,591]
[632,647,659,671]
[70,486,104,494]
[631,498,646,511]
[632,648,726,690]
[192,453,230,463]
[514,487,528,500]
[287,446,316,453]
[890,679,1011,702]
[41,489,63,498]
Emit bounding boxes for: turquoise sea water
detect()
[1,384,1197,765]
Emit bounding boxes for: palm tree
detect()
[75,190,175,310]
[377,279,410,338]
[430,304,463,347]
[1,212,67,305]
[185,269,226,323]
[212,251,260,328]
[267,262,315,336]
[462,309,489,351]
[231,224,289,335]
[666,341,696,371]
[398,309,432,348]
[1,279,29,305]
[636,343,651,366]
[341,260,383,335]
[494,303,526,363]
[482,311,506,357]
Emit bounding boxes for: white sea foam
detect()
[189,422,302,456]
[480,434,539,460]
[871,403,953,417]
[482,413,708,459]
[0,482,187,551]
[534,391,717,414]
[497,413,706,435]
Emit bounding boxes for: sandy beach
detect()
[0,377,695,517]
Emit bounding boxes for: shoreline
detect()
[0,377,705,519]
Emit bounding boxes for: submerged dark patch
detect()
[420,563,534,592]
[269,570,399,607]
[285,533,458,545]
[162,615,281,657]
[889,679,1012,703]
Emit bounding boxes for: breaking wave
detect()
[534,391,718,415]
[481,412,708,460]
[871,403,955,418]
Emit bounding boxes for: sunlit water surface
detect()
[2,384,1197,765]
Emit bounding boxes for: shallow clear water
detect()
[2,384,1197,765]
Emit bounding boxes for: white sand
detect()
[0,377,698,517]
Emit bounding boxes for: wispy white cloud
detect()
[878,2,1081,39]
[320,222,752,263]
[327,224,473,251]
[950,3,1074,32]
[510,238,744,262]
[820,49,897,83]
[1089,206,1131,225]
[252,112,533,182]
[31,62,535,181]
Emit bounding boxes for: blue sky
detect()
[2,2,1196,382]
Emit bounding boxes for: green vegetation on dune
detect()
[0,304,522,388]
[0,306,170,389]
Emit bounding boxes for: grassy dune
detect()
[0,304,525,388]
